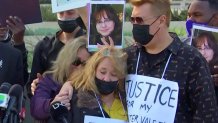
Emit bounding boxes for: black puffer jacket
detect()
[49,89,127,123]
[69,89,110,123]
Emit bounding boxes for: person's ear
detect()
[159,15,167,28]
[211,13,218,27]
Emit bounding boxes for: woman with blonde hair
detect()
[30,36,91,122]
[54,46,128,123]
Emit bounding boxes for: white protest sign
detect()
[84,115,128,123]
[51,0,88,13]
[125,74,179,123]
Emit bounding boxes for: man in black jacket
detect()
[0,28,24,86]
[0,16,28,87]
[126,0,218,122]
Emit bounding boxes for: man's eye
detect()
[193,13,202,17]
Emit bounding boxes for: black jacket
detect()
[125,33,218,122]
[49,89,126,123]
[0,42,24,86]
[14,43,28,85]
[68,90,110,123]
[2,38,28,87]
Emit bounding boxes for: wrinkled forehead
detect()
[57,9,79,20]
[77,47,91,61]
[132,3,155,18]
[188,1,211,14]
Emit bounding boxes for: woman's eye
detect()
[100,71,106,74]
[111,73,117,77]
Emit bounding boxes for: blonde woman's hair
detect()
[69,46,128,93]
[44,36,87,85]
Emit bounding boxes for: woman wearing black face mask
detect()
[54,47,128,123]
[26,9,86,98]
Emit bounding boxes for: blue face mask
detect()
[186,14,215,37]
[185,19,208,37]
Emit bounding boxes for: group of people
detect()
[1,0,218,123]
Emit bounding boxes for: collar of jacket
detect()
[167,32,183,56]
[76,89,127,110]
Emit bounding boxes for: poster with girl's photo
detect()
[191,25,218,87]
[88,0,125,51]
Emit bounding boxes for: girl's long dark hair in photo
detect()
[193,31,218,80]
[90,4,122,45]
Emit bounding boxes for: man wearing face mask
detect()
[0,16,28,87]
[0,25,24,86]
[185,0,218,39]
[185,0,218,104]
[125,0,218,122]
[26,9,86,98]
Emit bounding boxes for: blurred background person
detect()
[30,36,91,123]
[185,0,218,39]
[26,9,86,98]
[0,16,28,86]
[192,31,218,103]
[89,5,122,46]
[0,28,24,86]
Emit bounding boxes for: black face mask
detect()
[58,19,78,33]
[132,17,160,45]
[95,77,118,95]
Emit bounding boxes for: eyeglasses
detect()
[197,45,212,51]
[130,16,159,24]
[130,17,144,24]
[96,18,112,26]
[72,58,86,66]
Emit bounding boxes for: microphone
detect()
[3,84,23,123]
[0,82,11,119]
[50,101,69,123]
[0,82,11,109]
[0,82,11,93]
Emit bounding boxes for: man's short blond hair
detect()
[130,0,171,27]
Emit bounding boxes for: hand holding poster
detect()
[125,74,179,123]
